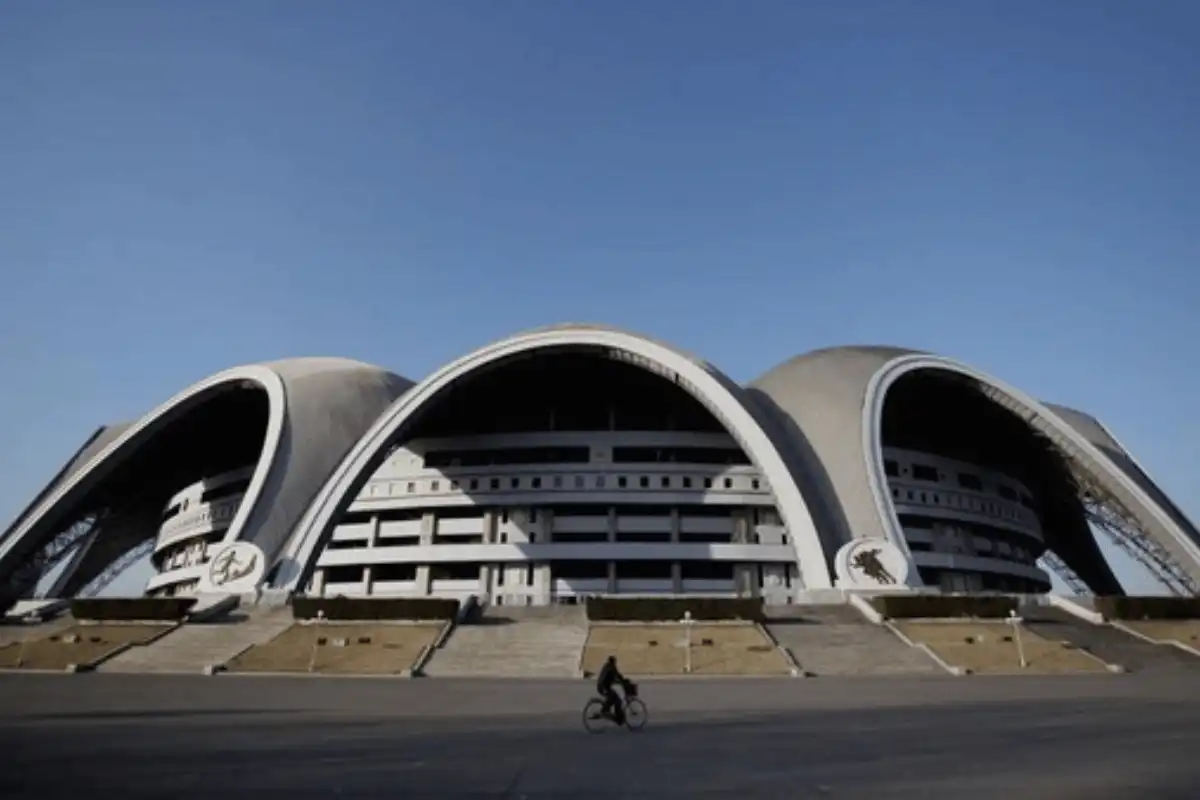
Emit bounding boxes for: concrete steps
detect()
[423,607,587,678]
[1022,605,1200,673]
[99,609,294,674]
[767,606,944,677]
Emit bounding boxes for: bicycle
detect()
[582,681,648,733]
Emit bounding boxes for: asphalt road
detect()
[3,672,1200,799]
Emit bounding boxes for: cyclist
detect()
[595,655,628,724]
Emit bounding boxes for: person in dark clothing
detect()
[595,655,628,724]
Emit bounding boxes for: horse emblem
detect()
[851,547,896,585]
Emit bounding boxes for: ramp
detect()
[99,607,294,674]
[766,605,944,677]
[1022,605,1200,673]
[581,621,793,677]
[423,606,587,678]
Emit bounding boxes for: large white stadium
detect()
[3,324,1199,610]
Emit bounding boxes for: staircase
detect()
[1021,605,1200,673]
[99,607,294,674]
[422,605,587,678]
[766,605,945,677]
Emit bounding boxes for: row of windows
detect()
[420,445,749,469]
[890,485,1035,529]
[883,458,1034,507]
[363,472,765,499]
[159,499,239,537]
[906,537,1035,567]
[319,560,789,585]
[161,478,251,522]
[342,504,772,526]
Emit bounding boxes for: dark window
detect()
[553,560,608,580]
[957,473,983,491]
[430,563,482,581]
[373,564,417,581]
[615,560,673,579]
[639,476,650,489]
[430,481,440,491]
[490,478,500,490]
[616,531,672,543]
[723,477,733,489]
[703,477,713,489]
[912,464,939,482]
[751,479,761,490]
[617,476,628,488]
[469,479,479,490]
[660,476,671,488]
[680,561,734,580]
[682,477,693,489]
[574,475,585,489]
[531,477,542,489]
[884,459,900,477]
[510,477,520,489]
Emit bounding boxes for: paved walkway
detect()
[3,673,1200,798]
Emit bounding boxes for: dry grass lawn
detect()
[226,622,444,675]
[895,621,1110,675]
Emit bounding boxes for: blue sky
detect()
[2,2,1197,595]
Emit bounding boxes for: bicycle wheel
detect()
[582,699,608,733]
[624,698,648,731]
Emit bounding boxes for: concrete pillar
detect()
[607,506,617,542]
[483,509,498,544]
[672,561,682,593]
[536,563,552,605]
[607,561,617,594]
[416,565,431,595]
[311,569,326,598]
[541,508,554,543]
[362,566,373,597]
[420,512,436,546]
[367,515,380,548]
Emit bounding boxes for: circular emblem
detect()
[834,539,910,588]
[199,541,266,593]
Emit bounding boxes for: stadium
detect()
[2,324,1200,684]
[3,323,1197,606]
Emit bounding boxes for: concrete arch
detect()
[0,358,412,594]
[275,325,831,591]
[864,354,1200,589]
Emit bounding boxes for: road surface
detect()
[2,672,1199,798]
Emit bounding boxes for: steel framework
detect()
[1039,549,1090,596]
[79,538,156,598]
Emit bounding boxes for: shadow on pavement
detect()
[2,692,1199,799]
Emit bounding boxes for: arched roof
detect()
[749,346,1200,590]
[0,357,413,590]
[274,325,833,591]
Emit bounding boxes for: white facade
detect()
[308,430,801,605]
[147,467,254,597]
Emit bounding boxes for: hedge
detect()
[291,596,460,621]
[70,597,197,622]
[870,594,1019,620]
[585,596,764,622]
[1094,596,1200,621]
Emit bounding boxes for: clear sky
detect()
[2,2,1197,596]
